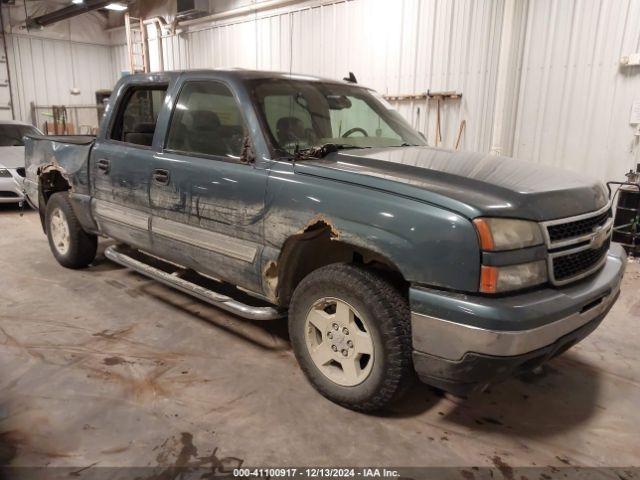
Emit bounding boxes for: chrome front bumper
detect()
[410,243,626,362]
[412,285,620,361]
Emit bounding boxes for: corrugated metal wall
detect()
[0,35,13,121]
[6,34,115,126]
[154,0,506,153]
[132,0,640,180]
[72,0,634,182]
[511,0,640,181]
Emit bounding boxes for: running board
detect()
[104,245,285,321]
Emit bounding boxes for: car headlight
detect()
[480,260,547,293]
[0,168,11,178]
[474,218,547,293]
[473,218,544,251]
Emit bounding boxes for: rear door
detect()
[90,78,169,251]
[148,77,268,293]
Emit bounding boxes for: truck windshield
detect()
[249,79,426,157]
[0,124,40,147]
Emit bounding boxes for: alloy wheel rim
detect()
[304,297,374,387]
[50,208,70,256]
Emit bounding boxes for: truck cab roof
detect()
[122,68,360,87]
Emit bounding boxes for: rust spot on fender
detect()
[39,163,74,192]
[262,261,279,301]
[298,214,341,239]
[262,215,341,300]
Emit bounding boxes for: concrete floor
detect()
[1,205,639,471]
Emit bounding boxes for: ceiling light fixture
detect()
[104,2,127,10]
[71,0,84,3]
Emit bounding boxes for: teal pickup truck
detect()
[24,69,625,411]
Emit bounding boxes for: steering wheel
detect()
[342,127,368,138]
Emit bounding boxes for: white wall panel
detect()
[108,0,640,181]
[110,43,129,78]
[511,0,640,181]
[0,36,13,121]
[142,0,505,154]
[5,34,116,126]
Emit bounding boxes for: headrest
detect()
[276,116,302,131]
[191,111,221,130]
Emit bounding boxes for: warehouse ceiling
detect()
[0,0,111,43]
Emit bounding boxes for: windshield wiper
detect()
[294,143,368,160]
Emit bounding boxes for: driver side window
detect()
[166,81,245,159]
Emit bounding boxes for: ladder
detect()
[124,12,149,73]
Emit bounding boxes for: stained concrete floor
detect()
[1,205,639,471]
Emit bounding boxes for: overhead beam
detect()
[26,0,113,29]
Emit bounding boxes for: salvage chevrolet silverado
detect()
[24,70,626,411]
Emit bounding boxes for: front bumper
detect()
[410,243,626,395]
[0,172,25,204]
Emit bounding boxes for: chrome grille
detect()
[543,204,613,286]
[547,210,610,242]
[552,239,610,282]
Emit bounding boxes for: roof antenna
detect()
[343,72,357,84]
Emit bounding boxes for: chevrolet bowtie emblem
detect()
[591,225,608,249]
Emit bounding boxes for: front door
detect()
[90,82,169,251]
[149,79,267,294]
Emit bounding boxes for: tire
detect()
[45,192,97,269]
[288,263,414,412]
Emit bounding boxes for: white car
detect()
[0,120,42,204]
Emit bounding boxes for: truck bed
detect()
[24,134,95,208]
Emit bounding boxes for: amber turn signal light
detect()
[480,265,498,293]
[473,218,495,250]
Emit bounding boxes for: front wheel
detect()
[288,263,414,412]
[45,192,97,269]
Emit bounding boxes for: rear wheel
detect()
[288,263,414,412]
[45,192,97,268]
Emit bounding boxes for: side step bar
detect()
[104,245,285,321]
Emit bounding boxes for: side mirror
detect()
[327,95,352,110]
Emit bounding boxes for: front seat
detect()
[187,111,228,156]
[276,116,305,147]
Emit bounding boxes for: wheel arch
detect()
[267,219,408,306]
[37,168,71,231]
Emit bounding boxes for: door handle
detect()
[152,169,170,186]
[96,158,110,174]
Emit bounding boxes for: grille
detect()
[552,240,610,281]
[547,210,610,242]
[0,191,20,198]
[16,167,25,177]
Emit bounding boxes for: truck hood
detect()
[0,146,25,169]
[293,146,609,221]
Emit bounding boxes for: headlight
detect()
[480,260,547,293]
[0,168,11,178]
[474,218,547,293]
[473,218,543,251]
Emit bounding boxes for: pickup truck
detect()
[24,69,626,412]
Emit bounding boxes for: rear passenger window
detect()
[110,86,167,146]
[166,81,245,159]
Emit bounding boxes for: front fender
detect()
[263,162,481,293]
